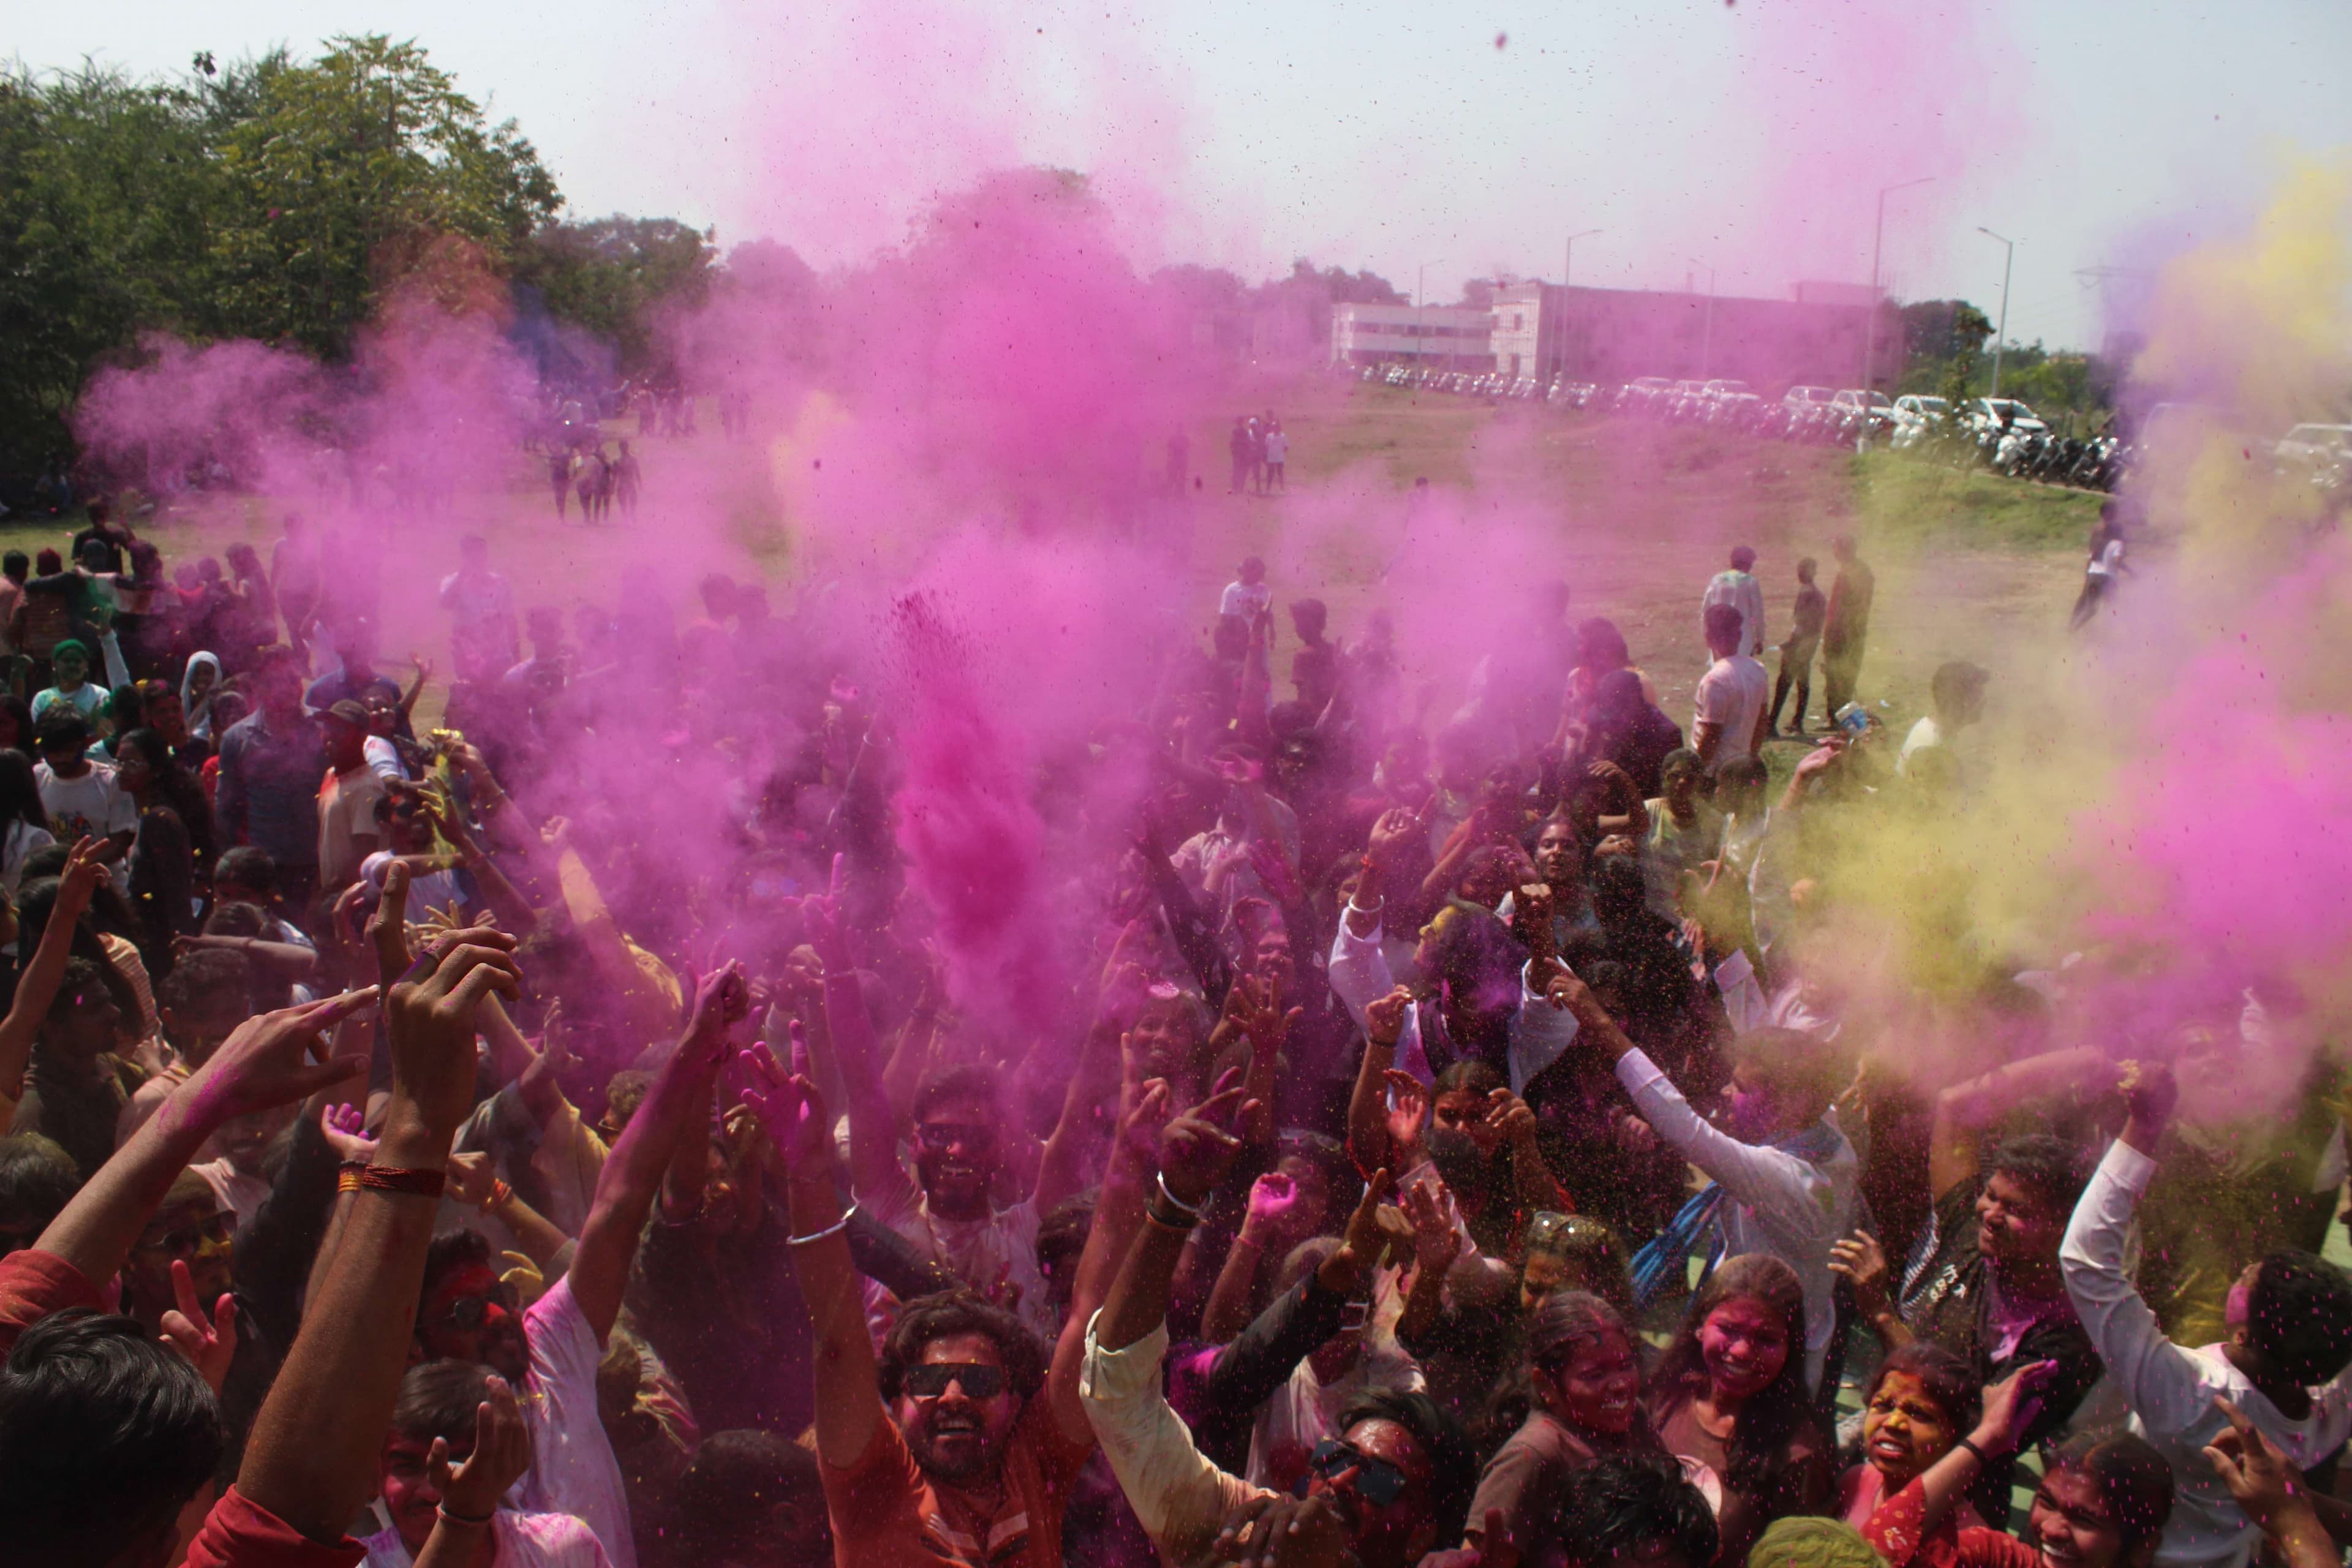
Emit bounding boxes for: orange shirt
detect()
[821,1396,1093,1568]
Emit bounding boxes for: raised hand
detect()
[165,990,376,1137]
[1316,1167,1394,1296]
[1157,1072,1259,1208]
[1363,984,1412,1047]
[1973,1359,2058,1457]
[1404,1176,1464,1277]
[53,836,104,923]
[157,1258,239,1395]
[1826,1229,1893,1321]
[1242,1171,1302,1245]
[1226,972,1300,1058]
[2204,1396,2312,1534]
[2119,1059,2179,1131]
[739,1048,835,1177]
[317,1101,376,1164]
[1484,1087,1539,1150]
[431,1376,531,1527]
[381,910,524,1145]
[684,960,751,1053]
[1381,1068,1430,1156]
[1365,807,1421,873]
[445,1150,497,1209]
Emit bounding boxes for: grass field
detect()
[7,373,2100,754]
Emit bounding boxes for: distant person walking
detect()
[1700,545,1766,659]
[1227,417,1251,494]
[549,447,576,520]
[1263,420,1289,492]
[2070,502,2128,630]
[614,439,643,518]
[1767,556,1827,737]
[1820,533,1875,717]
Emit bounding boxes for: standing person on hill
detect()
[214,650,325,914]
[1767,557,1828,737]
[1702,547,1767,659]
[441,535,521,685]
[1692,605,1770,775]
[1821,534,1875,719]
[1229,417,1252,495]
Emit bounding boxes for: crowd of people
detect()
[0,475,2344,1568]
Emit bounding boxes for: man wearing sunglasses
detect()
[1081,1088,1477,1568]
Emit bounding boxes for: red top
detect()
[1864,1474,2044,1568]
[0,1246,104,1351]
[183,1487,364,1568]
[820,1397,1094,1568]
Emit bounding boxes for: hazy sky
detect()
[15,0,2351,352]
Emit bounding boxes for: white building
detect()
[1330,303,1496,369]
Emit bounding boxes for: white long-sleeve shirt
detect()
[1613,1049,1858,1390]
[2061,1139,2352,1568]
[1080,1314,1267,1561]
[1325,916,1581,1092]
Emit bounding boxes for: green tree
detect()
[1901,298,1994,364]
[0,62,228,466]
[207,34,560,354]
[516,216,716,371]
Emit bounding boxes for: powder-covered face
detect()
[1862,1369,1960,1485]
[895,1331,1020,1485]
[2028,1466,2129,1568]
[1544,1329,1643,1435]
[1697,1295,1789,1400]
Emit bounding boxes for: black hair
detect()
[1529,1289,1634,1374]
[1035,1195,1094,1282]
[205,901,270,940]
[877,1291,1047,1405]
[1733,1027,1848,1120]
[392,1358,503,1447]
[43,957,113,1028]
[1427,1128,1494,1210]
[34,709,90,750]
[0,1134,80,1234]
[1930,660,1990,715]
[1865,1341,1981,1436]
[418,1229,499,1325]
[911,1063,1003,1126]
[1729,546,1757,571]
[0,1310,225,1568]
[1,551,25,577]
[1984,1134,2092,1221]
[1653,1254,1823,1512]
[213,845,277,895]
[0,750,48,839]
[1336,1386,1476,1547]
[2048,1431,2175,1549]
[2247,1251,2352,1385]
[1522,1212,1637,1316]
[1558,1452,1719,1568]
[1433,1060,1506,1101]
[157,951,254,1049]
[669,1428,828,1562]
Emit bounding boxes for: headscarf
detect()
[181,651,222,738]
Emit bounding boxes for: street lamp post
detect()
[1978,227,2016,400]
[1687,258,1717,380]
[1416,260,1444,372]
[1860,178,1933,410]
[1557,228,1600,382]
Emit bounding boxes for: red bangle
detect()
[342,1164,447,1200]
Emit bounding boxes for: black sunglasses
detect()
[903,1362,1006,1400]
[1298,1438,1408,1507]
[441,1280,519,1332]
[916,1122,995,1153]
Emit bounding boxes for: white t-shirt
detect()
[361,1510,611,1568]
[1219,581,1272,622]
[870,1184,1057,1343]
[1,819,56,895]
[30,684,105,724]
[1264,431,1289,464]
[516,1275,636,1568]
[1692,655,1769,772]
[363,851,462,921]
[1897,715,1943,776]
[364,734,409,782]
[33,760,137,889]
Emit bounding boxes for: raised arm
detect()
[0,837,102,1116]
[219,869,521,1546]
[567,964,747,1344]
[1861,1361,2056,1567]
[2060,1062,2214,1444]
[1928,1045,2114,1201]
[805,892,911,1208]
[1346,986,1416,1174]
[744,1063,882,1468]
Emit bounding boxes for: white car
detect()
[1964,397,2046,435]
[2274,423,2352,472]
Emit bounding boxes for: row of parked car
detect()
[1353,361,1609,409]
